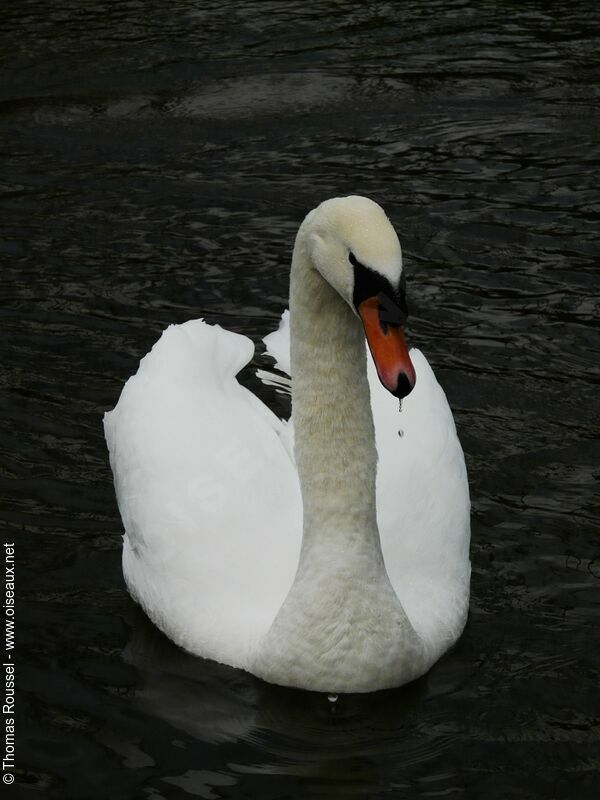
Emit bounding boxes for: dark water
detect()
[2,1,599,797]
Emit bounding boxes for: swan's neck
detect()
[289,241,383,569]
[251,230,424,692]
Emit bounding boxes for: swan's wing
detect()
[256,309,292,396]
[368,351,471,655]
[258,311,294,457]
[260,311,471,653]
[104,320,301,669]
[263,309,291,375]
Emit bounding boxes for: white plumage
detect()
[105,196,470,692]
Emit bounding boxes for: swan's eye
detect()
[349,252,359,268]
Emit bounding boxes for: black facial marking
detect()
[350,252,408,327]
[377,291,407,327]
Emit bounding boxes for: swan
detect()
[104,195,471,693]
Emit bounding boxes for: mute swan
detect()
[104,195,470,693]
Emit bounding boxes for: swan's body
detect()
[105,196,470,693]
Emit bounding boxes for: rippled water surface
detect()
[2,1,599,798]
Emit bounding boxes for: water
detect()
[2,1,599,797]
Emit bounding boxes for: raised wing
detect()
[105,319,301,666]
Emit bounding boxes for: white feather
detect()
[105,196,471,692]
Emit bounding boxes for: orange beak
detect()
[358,296,416,398]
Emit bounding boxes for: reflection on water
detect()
[120,608,435,798]
[2,1,599,797]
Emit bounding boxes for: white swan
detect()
[104,196,470,693]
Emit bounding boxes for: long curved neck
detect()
[251,223,424,691]
[290,234,383,567]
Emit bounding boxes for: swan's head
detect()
[304,195,416,399]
